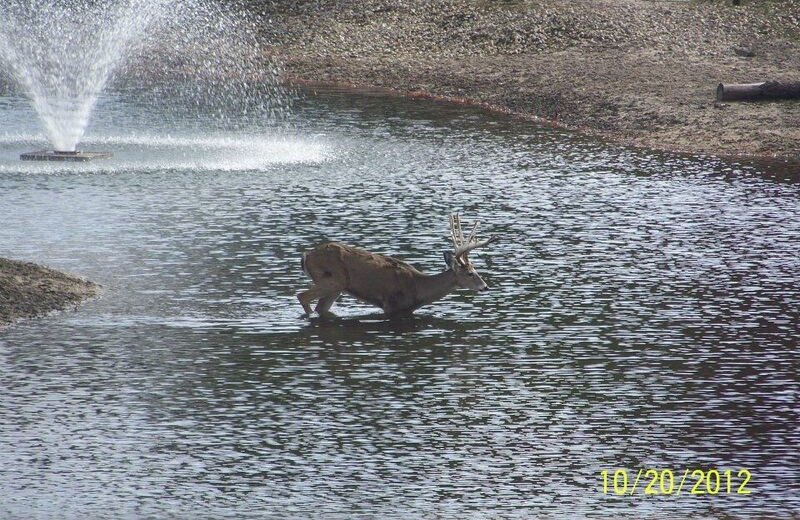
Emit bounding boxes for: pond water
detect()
[0,87,798,519]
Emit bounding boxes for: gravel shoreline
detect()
[261,0,800,160]
[0,258,99,327]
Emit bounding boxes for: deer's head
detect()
[443,214,496,291]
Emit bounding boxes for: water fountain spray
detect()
[0,0,286,162]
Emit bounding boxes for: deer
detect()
[297,215,496,317]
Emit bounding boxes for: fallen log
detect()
[716,81,800,102]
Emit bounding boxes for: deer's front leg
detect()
[315,292,341,316]
[298,285,324,315]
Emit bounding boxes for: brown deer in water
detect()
[297,215,496,317]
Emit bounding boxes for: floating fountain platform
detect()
[20,150,113,162]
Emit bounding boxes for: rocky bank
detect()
[259,0,800,159]
[0,258,99,328]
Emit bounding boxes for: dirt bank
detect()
[0,258,99,328]
[261,0,800,159]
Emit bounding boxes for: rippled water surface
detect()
[1,87,798,519]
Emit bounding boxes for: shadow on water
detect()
[306,312,470,332]
[298,312,483,350]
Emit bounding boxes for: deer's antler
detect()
[449,214,496,263]
[449,214,463,248]
[454,236,497,261]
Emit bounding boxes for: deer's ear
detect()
[443,251,455,269]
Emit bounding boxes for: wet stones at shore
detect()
[260,0,800,158]
[0,257,99,327]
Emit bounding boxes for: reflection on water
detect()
[0,87,798,519]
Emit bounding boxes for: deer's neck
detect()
[413,269,458,309]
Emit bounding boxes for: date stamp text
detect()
[600,469,752,496]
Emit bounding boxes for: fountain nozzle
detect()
[21,150,113,162]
